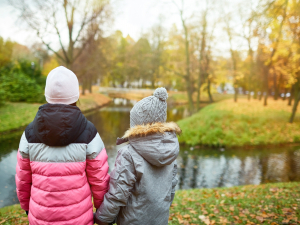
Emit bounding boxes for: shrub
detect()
[0,71,45,103]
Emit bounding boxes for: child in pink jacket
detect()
[15,66,110,225]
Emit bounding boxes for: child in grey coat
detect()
[95,87,180,225]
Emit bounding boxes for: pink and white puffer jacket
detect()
[15,104,110,225]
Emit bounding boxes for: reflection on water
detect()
[1,99,300,207]
[177,147,300,190]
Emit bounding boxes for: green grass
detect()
[0,103,40,133]
[178,98,300,147]
[169,182,300,224]
[0,93,111,133]
[168,92,232,105]
[1,182,299,224]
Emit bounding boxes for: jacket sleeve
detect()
[86,133,110,209]
[171,160,178,204]
[95,146,136,223]
[15,132,32,211]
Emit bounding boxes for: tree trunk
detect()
[254,91,257,99]
[207,79,213,103]
[263,92,268,106]
[88,77,92,93]
[264,71,269,106]
[197,12,207,111]
[273,72,279,100]
[182,18,193,112]
[289,89,300,123]
[234,87,238,102]
[258,90,262,101]
[247,91,251,101]
[196,83,201,110]
[81,79,85,95]
[186,77,194,114]
[288,85,294,106]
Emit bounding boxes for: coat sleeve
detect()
[95,146,136,223]
[15,132,32,211]
[171,160,178,204]
[86,133,110,209]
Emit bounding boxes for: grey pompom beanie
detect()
[130,87,168,127]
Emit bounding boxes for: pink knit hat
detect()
[45,66,80,104]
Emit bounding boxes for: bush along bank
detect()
[177,98,300,147]
[0,60,46,105]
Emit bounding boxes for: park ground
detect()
[2,88,300,148]
[0,88,228,135]
[178,97,300,147]
[0,182,299,224]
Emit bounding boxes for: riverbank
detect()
[99,87,231,105]
[0,182,298,224]
[178,98,300,147]
[0,92,111,134]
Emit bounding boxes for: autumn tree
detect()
[172,0,195,112]
[10,0,111,70]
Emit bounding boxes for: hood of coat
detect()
[32,103,87,146]
[123,122,181,167]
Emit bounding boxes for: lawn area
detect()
[0,182,299,224]
[0,103,40,133]
[168,92,232,105]
[169,182,300,224]
[178,98,300,147]
[0,92,111,133]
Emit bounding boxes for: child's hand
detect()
[93,212,109,225]
[98,222,109,225]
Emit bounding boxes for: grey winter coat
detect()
[95,122,181,225]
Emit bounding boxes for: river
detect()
[1,98,300,208]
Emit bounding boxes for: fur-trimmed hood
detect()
[123,122,181,139]
[119,122,181,167]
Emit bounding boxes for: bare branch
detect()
[52,9,69,63]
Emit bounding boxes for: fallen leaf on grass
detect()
[282,218,290,223]
[213,209,220,214]
[176,214,184,223]
[190,210,197,214]
[242,209,250,214]
[270,187,278,192]
[282,208,293,214]
[199,215,210,225]
[219,217,228,223]
[229,206,234,211]
[256,216,264,223]
[202,210,208,215]
[183,214,190,219]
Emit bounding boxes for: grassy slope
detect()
[168,93,232,105]
[0,93,111,133]
[169,182,300,225]
[0,103,40,133]
[178,98,300,147]
[0,182,299,224]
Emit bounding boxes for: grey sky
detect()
[0,0,254,57]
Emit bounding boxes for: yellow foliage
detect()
[42,57,60,76]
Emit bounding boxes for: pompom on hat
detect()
[130,87,168,127]
[45,66,80,105]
